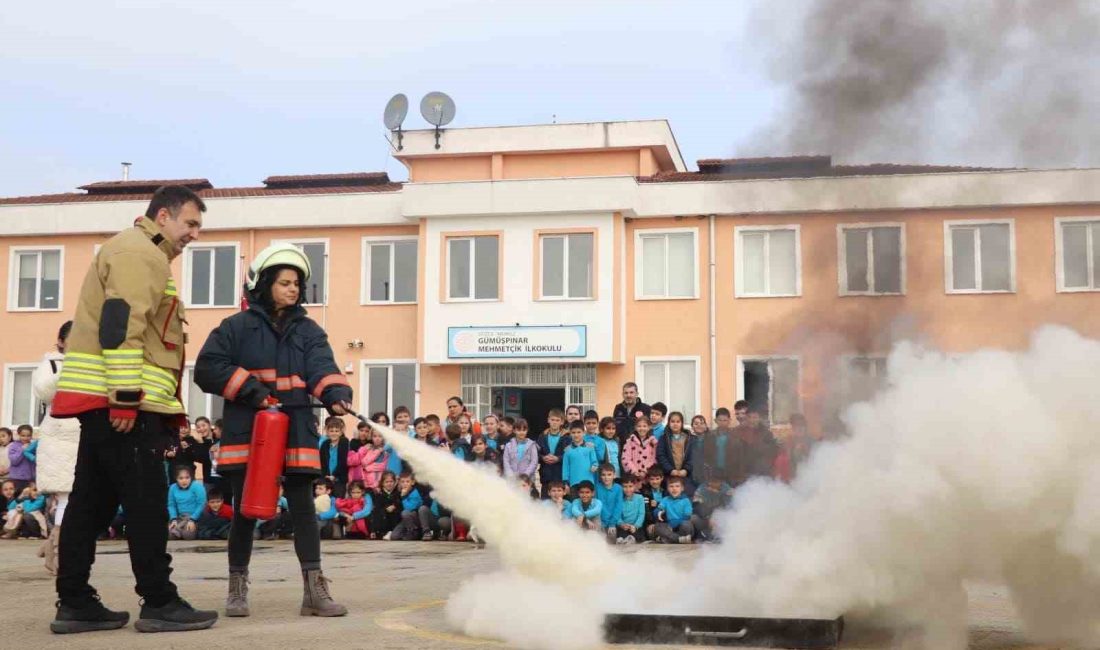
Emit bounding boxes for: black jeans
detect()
[57,409,179,608]
[227,473,320,572]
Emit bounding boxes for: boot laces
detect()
[313,572,333,601]
[230,573,249,598]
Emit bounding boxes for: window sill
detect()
[633,295,699,301]
[1056,287,1100,293]
[7,306,63,313]
[945,289,1016,295]
[536,296,596,302]
[734,293,802,299]
[445,298,502,304]
[185,303,241,310]
[838,291,906,297]
[360,301,418,306]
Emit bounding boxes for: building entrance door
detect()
[495,387,564,435]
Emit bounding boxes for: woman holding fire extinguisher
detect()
[195,243,352,619]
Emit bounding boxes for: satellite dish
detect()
[383,94,408,151]
[384,94,408,130]
[420,92,456,149]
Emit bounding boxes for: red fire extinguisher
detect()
[240,405,289,520]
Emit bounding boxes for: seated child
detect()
[569,480,602,531]
[616,477,646,544]
[649,476,694,544]
[691,475,734,541]
[337,480,373,539]
[386,472,424,541]
[546,480,571,520]
[418,497,452,541]
[108,506,126,540]
[2,482,47,539]
[256,486,291,540]
[369,471,402,540]
[0,480,15,529]
[196,488,233,540]
[594,464,623,542]
[640,467,666,528]
[517,474,539,501]
[561,421,599,493]
[167,467,206,540]
[314,478,341,540]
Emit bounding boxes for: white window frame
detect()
[7,246,65,312]
[181,364,225,421]
[1054,217,1100,293]
[840,354,889,402]
[2,363,41,427]
[272,237,330,306]
[539,232,595,301]
[445,235,500,303]
[734,225,802,298]
[359,359,420,418]
[361,236,419,305]
[943,219,1016,294]
[837,223,906,296]
[633,227,699,300]
[735,355,802,424]
[182,241,241,308]
[634,355,701,417]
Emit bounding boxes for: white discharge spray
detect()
[365,326,1100,649]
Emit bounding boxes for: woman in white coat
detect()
[32,321,79,575]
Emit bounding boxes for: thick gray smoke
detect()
[743,0,1100,167]
[369,325,1100,649]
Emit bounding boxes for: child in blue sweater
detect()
[386,472,424,541]
[2,482,47,538]
[167,467,206,540]
[591,417,622,479]
[561,421,599,492]
[616,477,647,544]
[594,464,623,541]
[546,481,571,520]
[257,485,291,540]
[569,481,602,531]
[649,476,694,544]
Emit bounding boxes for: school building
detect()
[1,119,1098,435]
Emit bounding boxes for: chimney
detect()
[121,162,132,181]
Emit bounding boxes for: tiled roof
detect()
[0,174,402,205]
[642,156,1009,183]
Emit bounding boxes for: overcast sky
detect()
[0,1,783,197]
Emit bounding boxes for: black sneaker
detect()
[50,596,130,634]
[135,597,218,633]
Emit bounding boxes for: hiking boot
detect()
[225,572,250,617]
[300,569,347,617]
[135,597,218,633]
[50,596,130,634]
[678,535,693,544]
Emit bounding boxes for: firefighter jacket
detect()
[194,300,352,476]
[52,217,186,418]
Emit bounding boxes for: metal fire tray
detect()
[604,613,844,649]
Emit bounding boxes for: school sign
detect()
[447,325,587,359]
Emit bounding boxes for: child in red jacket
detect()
[197,488,233,540]
[336,481,373,539]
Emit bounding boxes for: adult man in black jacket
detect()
[612,382,651,442]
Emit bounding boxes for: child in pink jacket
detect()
[622,416,659,481]
[356,430,389,490]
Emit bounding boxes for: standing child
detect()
[457,414,473,444]
[582,411,600,444]
[348,421,371,453]
[591,417,622,479]
[469,436,499,472]
[319,417,350,498]
[656,412,696,495]
[446,424,471,461]
[537,409,568,498]
[386,473,424,541]
[561,421,599,492]
[0,428,11,483]
[2,482,47,539]
[167,467,206,541]
[425,414,445,447]
[369,471,402,540]
[482,414,502,450]
[498,416,516,450]
[594,464,624,542]
[384,411,407,476]
[502,418,539,479]
[640,468,666,529]
[616,478,646,544]
[649,402,668,441]
[650,476,694,544]
[622,416,659,482]
[564,405,583,429]
[356,430,389,490]
[569,481,602,531]
[7,425,36,493]
[197,489,234,540]
[336,481,372,539]
[412,418,436,447]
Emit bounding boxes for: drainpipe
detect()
[708,214,717,416]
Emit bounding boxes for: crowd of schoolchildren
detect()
[3,382,817,548]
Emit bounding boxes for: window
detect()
[945,221,1014,293]
[277,240,328,305]
[3,366,41,427]
[540,232,594,299]
[637,358,698,417]
[845,356,888,403]
[447,236,499,301]
[183,367,224,422]
[739,357,800,425]
[635,230,697,299]
[362,238,418,304]
[9,247,62,311]
[185,243,239,307]
[736,227,800,297]
[839,225,904,295]
[361,362,417,419]
[1057,219,1100,292]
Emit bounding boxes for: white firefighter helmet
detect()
[246,243,311,291]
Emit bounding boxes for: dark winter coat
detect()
[194,301,352,476]
[536,431,570,486]
[612,400,651,442]
[319,437,350,485]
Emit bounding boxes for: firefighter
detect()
[49,185,219,634]
[195,243,352,618]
